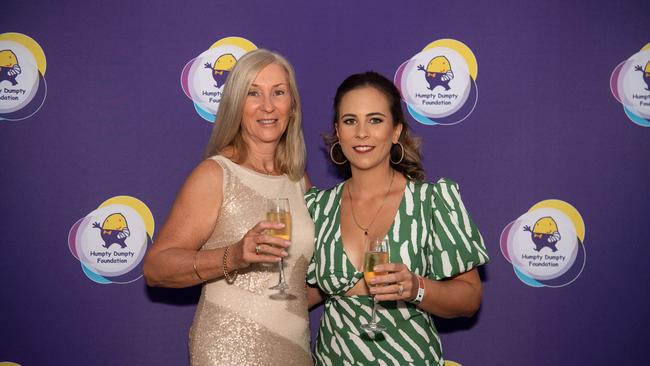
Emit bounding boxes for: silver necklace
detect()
[346,170,395,236]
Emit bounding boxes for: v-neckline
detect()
[336,180,409,275]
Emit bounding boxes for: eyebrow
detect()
[250,83,287,88]
[340,112,387,119]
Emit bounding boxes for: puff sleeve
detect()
[427,178,489,280]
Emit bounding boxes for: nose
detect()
[260,94,275,113]
[355,122,369,139]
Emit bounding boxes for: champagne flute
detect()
[361,237,390,333]
[266,198,291,291]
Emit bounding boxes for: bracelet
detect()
[222,246,238,283]
[192,252,206,282]
[409,276,425,305]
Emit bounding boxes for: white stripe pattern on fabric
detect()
[434,210,456,246]
[348,332,376,362]
[324,188,336,215]
[376,302,397,327]
[393,212,401,243]
[375,341,402,366]
[441,250,452,277]
[334,331,354,361]
[400,240,412,269]
[405,183,414,216]
[382,332,414,362]
[399,328,425,359]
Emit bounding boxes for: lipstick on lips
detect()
[352,145,374,153]
[257,118,277,125]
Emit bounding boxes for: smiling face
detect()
[241,63,292,147]
[335,86,402,172]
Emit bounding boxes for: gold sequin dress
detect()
[189,155,314,366]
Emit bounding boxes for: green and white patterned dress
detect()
[305,178,489,366]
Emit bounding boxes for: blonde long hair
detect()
[203,49,305,181]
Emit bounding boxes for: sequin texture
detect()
[189,156,314,366]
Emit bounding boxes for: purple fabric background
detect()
[2,1,649,365]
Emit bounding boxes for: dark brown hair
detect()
[325,71,425,182]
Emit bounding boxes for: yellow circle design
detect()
[209,36,257,52]
[98,196,155,238]
[422,39,477,80]
[444,361,463,366]
[0,32,46,75]
[528,199,585,242]
[641,43,650,51]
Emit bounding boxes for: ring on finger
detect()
[397,282,404,296]
[255,244,261,255]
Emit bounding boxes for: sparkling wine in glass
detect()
[267,198,291,291]
[361,237,389,333]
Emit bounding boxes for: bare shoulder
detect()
[175,158,224,208]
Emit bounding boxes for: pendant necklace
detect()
[347,170,395,236]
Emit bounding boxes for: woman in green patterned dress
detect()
[305,71,489,365]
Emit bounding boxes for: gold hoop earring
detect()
[390,142,405,165]
[329,141,348,165]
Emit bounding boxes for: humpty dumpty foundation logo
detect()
[0,32,47,121]
[611,43,650,127]
[394,39,478,126]
[501,200,586,287]
[181,36,257,123]
[68,196,154,284]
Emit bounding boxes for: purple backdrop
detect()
[2,1,650,365]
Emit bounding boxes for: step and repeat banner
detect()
[2,1,649,365]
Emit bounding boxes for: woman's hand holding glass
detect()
[233,220,290,269]
[368,263,419,302]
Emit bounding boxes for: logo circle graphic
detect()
[395,39,478,126]
[610,44,650,127]
[180,36,257,123]
[500,199,586,288]
[68,196,154,284]
[0,32,47,121]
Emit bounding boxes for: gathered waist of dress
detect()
[325,294,422,313]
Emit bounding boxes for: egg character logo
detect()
[68,196,154,285]
[501,199,586,288]
[93,213,130,249]
[635,60,650,91]
[611,43,650,127]
[0,49,21,85]
[395,39,478,126]
[204,53,236,88]
[523,216,561,252]
[181,36,257,123]
[0,33,47,122]
[418,55,453,91]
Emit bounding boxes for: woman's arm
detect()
[370,265,483,318]
[307,285,325,309]
[143,160,289,288]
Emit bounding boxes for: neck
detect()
[242,139,278,174]
[349,162,395,198]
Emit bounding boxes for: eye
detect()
[341,118,356,125]
[273,89,287,96]
[369,117,383,124]
[247,90,260,97]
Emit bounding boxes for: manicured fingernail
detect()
[281,251,288,257]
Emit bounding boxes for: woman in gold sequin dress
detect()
[144,49,314,366]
